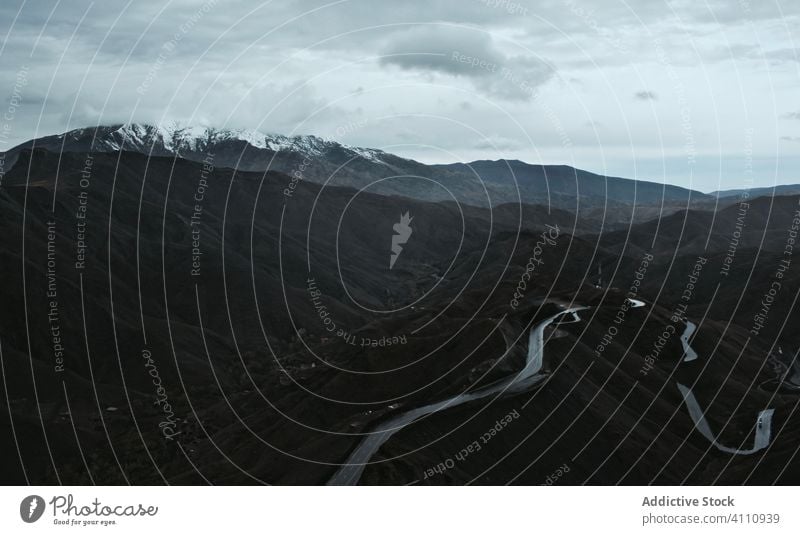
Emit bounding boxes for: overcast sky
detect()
[1,0,799,191]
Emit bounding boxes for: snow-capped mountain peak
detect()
[4,122,403,182]
[101,122,381,161]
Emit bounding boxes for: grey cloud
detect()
[670,0,800,24]
[3,0,797,65]
[718,46,800,65]
[558,0,800,27]
[634,91,658,101]
[475,55,554,100]
[379,26,554,100]
[762,48,800,63]
[379,27,505,77]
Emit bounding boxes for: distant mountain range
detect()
[3,123,730,223]
[711,184,800,199]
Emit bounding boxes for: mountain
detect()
[431,159,703,204]
[5,123,391,168]
[711,184,800,199]
[596,193,800,258]
[2,146,799,485]
[3,123,711,221]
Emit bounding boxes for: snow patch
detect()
[83,123,387,163]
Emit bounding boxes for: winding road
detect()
[327,305,587,485]
[327,296,769,485]
[681,321,698,362]
[677,383,773,454]
[673,311,773,454]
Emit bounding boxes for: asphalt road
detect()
[327,306,587,485]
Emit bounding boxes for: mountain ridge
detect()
[3,123,713,222]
